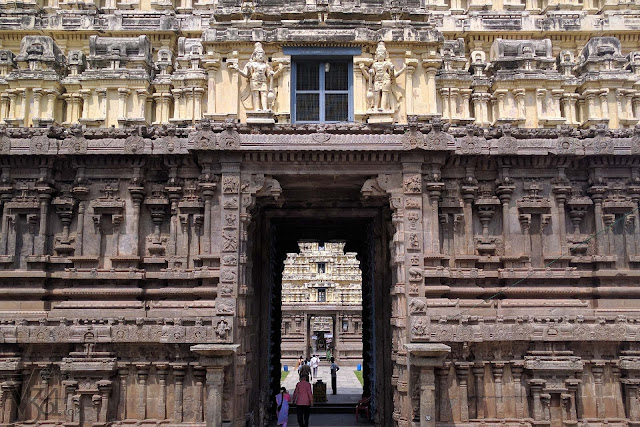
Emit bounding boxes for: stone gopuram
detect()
[1,1,640,427]
[280,241,362,364]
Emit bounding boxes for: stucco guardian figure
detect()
[230,42,283,123]
[359,42,406,124]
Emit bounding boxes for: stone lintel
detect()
[405,343,451,367]
[190,344,239,366]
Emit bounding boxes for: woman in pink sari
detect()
[275,386,290,426]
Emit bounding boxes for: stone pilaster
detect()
[455,362,471,422]
[135,363,149,420]
[472,362,486,419]
[190,344,239,427]
[171,363,187,423]
[406,344,450,427]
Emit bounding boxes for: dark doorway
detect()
[250,207,393,425]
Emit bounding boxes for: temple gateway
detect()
[0,0,639,426]
[280,241,363,364]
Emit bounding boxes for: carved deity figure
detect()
[230,42,283,112]
[359,42,406,112]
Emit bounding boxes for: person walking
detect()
[300,358,312,381]
[330,357,340,395]
[310,354,319,378]
[275,387,290,427]
[295,356,304,374]
[292,374,313,427]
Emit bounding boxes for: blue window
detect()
[292,60,353,123]
[285,47,360,124]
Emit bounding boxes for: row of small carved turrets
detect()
[1,35,640,127]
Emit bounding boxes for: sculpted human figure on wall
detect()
[359,42,406,112]
[229,42,283,112]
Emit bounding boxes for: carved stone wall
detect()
[0,1,640,427]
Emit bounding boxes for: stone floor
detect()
[277,363,372,426]
[281,363,364,399]
[283,413,373,426]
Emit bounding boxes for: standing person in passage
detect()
[293,374,313,427]
[330,357,340,395]
[296,356,304,378]
[275,387,290,427]
[310,354,319,378]
[300,358,312,381]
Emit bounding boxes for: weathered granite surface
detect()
[0,1,639,427]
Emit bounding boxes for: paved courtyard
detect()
[281,363,364,399]
[283,413,371,426]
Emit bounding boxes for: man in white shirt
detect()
[310,354,319,378]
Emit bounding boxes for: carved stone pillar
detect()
[494,89,507,121]
[511,363,525,419]
[460,89,472,120]
[405,55,418,116]
[45,90,57,121]
[472,363,485,419]
[136,89,148,121]
[461,177,477,255]
[128,182,145,257]
[62,380,79,424]
[171,363,187,422]
[161,93,172,124]
[193,366,205,423]
[155,363,169,420]
[493,362,505,418]
[592,361,606,418]
[97,380,112,423]
[589,185,606,255]
[97,89,107,121]
[199,182,216,255]
[184,90,194,121]
[585,91,597,121]
[562,93,579,125]
[599,90,609,121]
[405,344,450,427]
[456,362,471,422]
[551,89,563,119]
[440,88,450,119]
[497,178,515,254]
[0,94,9,123]
[135,364,149,420]
[36,187,52,255]
[611,364,625,418]
[165,170,182,258]
[566,379,580,423]
[204,60,220,117]
[623,379,640,422]
[190,344,239,427]
[422,65,440,116]
[32,88,43,122]
[40,365,51,420]
[425,179,444,255]
[437,365,450,422]
[553,180,571,255]
[541,393,551,422]
[535,89,547,125]
[194,87,205,121]
[118,88,130,121]
[117,367,128,419]
[172,90,183,121]
[80,89,91,120]
[529,379,546,421]
[514,89,526,122]
[205,367,224,426]
[0,380,20,423]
